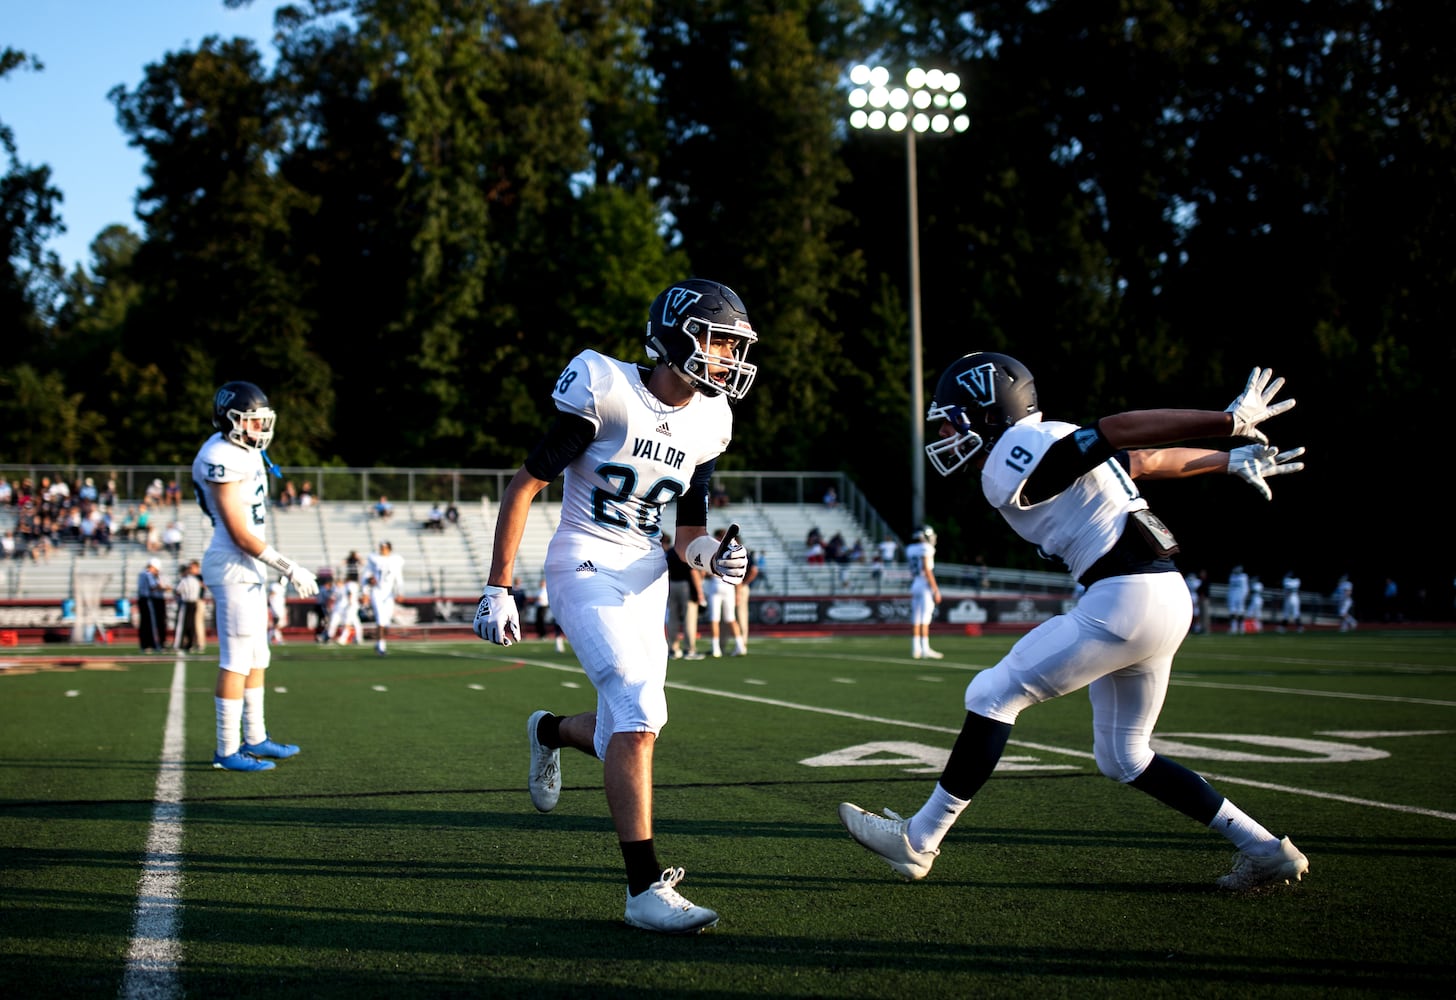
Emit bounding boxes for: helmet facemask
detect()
[925,402,985,476]
[645,280,758,401]
[224,404,276,451]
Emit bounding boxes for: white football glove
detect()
[1229,444,1307,501]
[288,565,319,599]
[684,527,747,585]
[258,545,319,598]
[1225,366,1296,444]
[473,584,520,645]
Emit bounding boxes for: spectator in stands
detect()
[276,481,297,510]
[445,502,460,525]
[173,560,206,653]
[79,507,98,552]
[79,478,98,503]
[1,530,15,559]
[145,478,165,507]
[134,504,152,546]
[164,479,181,508]
[136,557,170,652]
[0,478,11,505]
[162,520,184,555]
[805,535,825,565]
[710,481,730,508]
[822,485,839,508]
[298,481,315,507]
[425,503,445,532]
[100,479,117,508]
[375,495,393,520]
[93,511,113,554]
[116,506,138,543]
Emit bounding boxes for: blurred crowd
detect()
[0,474,187,562]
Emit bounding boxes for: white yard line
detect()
[120,657,187,1000]
[442,648,1456,822]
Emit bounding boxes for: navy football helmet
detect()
[645,278,758,400]
[925,353,1040,475]
[212,381,276,451]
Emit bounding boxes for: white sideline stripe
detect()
[444,650,1456,823]
[121,658,187,1000]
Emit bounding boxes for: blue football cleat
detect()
[242,736,300,759]
[213,751,276,772]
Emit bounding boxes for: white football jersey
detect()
[367,551,405,597]
[905,540,936,592]
[192,431,269,579]
[980,418,1150,580]
[547,350,731,567]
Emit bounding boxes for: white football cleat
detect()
[624,867,718,934]
[526,710,561,813]
[1217,836,1309,890]
[837,802,938,880]
[921,648,945,660]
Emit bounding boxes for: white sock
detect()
[243,686,268,746]
[907,783,971,854]
[377,639,386,652]
[216,697,243,757]
[1210,798,1279,854]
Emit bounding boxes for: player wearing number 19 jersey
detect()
[472,279,757,933]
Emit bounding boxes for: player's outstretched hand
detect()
[712,540,748,586]
[473,585,520,645]
[1225,367,1296,443]
[1229,444,1306,500]
[289,564,319,599]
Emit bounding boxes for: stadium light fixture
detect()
[848,63,969,531]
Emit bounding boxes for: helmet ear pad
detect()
[925,353,1039,475]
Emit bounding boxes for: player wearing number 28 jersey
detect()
[472,279,756,933]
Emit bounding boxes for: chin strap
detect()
[261,450,283,479]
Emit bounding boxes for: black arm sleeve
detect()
[1021,422,1130,504]
[524,412,597,481]
[675,459,716,528]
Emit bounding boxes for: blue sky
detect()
[4,1,290,274]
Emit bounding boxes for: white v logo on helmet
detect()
[661,287,705,328]
[956,362,999,407]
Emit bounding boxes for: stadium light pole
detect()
[848,64,970,531]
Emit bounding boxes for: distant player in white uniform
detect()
[839,356,1310,891]
[328,578,362,644]
[1226,565,1250,634]
[702,527,746,657]
[268,577,288,644]
[904,526,943,659]
[1246,577,1265,632]
[1279,571,1303,632]
[365,540,405,655]
[192,381,319,772]
[472,279,755,934]
[1335,575,1357,631]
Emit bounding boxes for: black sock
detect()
[1128,753,1224,825]
[536,713,562,748]
[621,839,662,896]
[939,712,1014,801]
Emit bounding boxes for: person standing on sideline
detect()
[664,533,705,659]
[532,577,565,654]
[1226,565,1250,634]
[905,526,943,659]
[328,576,363,644]
[268,576,289,644]
[735,539,759,651]
[1185,570,1204,634]
[1246,577,1265,632]
[173,560,205,652]
[136,557,170,652]
[365,540,405,656]
[472,278,755,933]
[703,527,746,657]
[838,357,1310,890]
[1279,570,1303,632]
[193,381,319,771]
[1335,575,1357,631]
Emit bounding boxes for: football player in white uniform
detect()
[193,381,319,772]
[840,356,1311,890]
[1226,564,1250,634]
[365,540,405,655]
[904,526,943,659]
[1278,571,1302,632]
[268,577,288,644]
[473,278,755,934]
[328,578,362,644]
